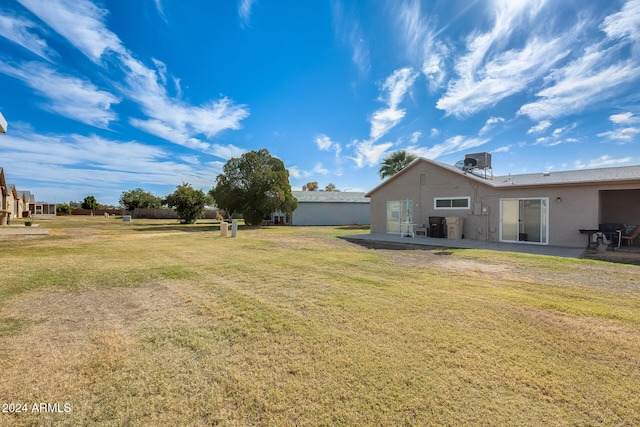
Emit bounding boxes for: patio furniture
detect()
[401,222,416,238]
[599,223,626,248]
[579,229,600,249]
[620,225,640,247]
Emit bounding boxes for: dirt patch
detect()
[0,281,206,358]
[0,281,212,407]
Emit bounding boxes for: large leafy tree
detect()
[82,195,100,210]
[211,148,298,226]
[378,150,417,179]
[119,188,162,212]
[164,183,212,224]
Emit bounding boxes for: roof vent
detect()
[542,171,551,176]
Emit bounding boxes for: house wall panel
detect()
[292,202,370,226]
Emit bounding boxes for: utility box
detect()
[220,222,228,237]
[446,217,464,239]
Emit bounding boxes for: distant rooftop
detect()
[431,158,640,187]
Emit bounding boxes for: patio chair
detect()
[620,225,640,247]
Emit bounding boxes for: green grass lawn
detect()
[1,216,639,426]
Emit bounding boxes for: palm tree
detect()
[378,150,417,179]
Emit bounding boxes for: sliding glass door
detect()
[386,200,413,234]
[500,198,548,244]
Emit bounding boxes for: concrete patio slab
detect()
[0,226,49,235]
[340,233,586,258]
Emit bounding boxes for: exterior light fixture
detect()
[556,197,562,203]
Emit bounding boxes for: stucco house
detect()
[0,168,54,223]
[365,153,640,249]
[269,191,370,226]
[0,168,12,223]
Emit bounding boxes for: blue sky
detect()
[1,0,639,206]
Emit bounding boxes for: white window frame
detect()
[434,196,470,210]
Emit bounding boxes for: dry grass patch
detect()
[0,217,639,425]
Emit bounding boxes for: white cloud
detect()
[429,128,440,137]
[238,0,255,28]
[208,143,246,160]
[574,155,633,169]
[438,36,570,117]
[153,0,167,23]
[315,134,342,158]
[0,61,119,127]
[313,163,330,175]
[410,131,422,144]
[349,139,393,168]
[435,0,575,117]
[370,67,418,141]
[519,3,640,121]
[479,116,505,135]
[395,0,448,91]
[408,135,489,159]
[518,49,640,121]
[120,52,249,153]
[0,12,54,60]
[18,0,125,62]
[610,112,634,124]
[600,0,640,45]
[527,120,552,134]
[331,0,370,75]
[316,134,333,150]
[0,130,207,188]
[287,166,311,179]
[18,0,250,153]
[597,127,640,142]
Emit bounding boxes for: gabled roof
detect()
[17,191,35,203]
[8,184,19,198]
[292,191,369,203]
[0,168,6,197]
[366,157,640,196]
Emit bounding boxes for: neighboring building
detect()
[269,191,370,226]
[0,167,55,222]
[0,168,12,222]
[365,154,640,248]
[9,185,25,218]
[29,202,57,217]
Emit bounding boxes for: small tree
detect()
[302,181,318,191]
[56,203,73,215]
[378,150,417,179]
[211,148,298,226]
[164,183,212,224]
[82,195,99,210]
[120,188,162,212]
[324,183,339,192]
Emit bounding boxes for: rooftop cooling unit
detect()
[464,152,491,169]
